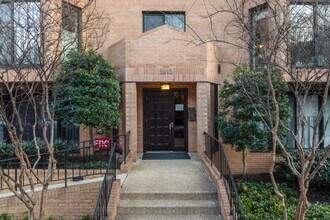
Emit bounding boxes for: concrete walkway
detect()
[116,156,222,220]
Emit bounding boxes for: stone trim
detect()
[201,155,233,220]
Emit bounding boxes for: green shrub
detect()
[306,203,330,219]
[238,181,297,219]
[0,214,12,220]
[0,139,76,158]
[276,150,330,188]
[45,217,65,220]
[79,215,90,220]
[238,180,330,219]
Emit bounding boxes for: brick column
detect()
[122,82,138,161]
[196,82,211,160]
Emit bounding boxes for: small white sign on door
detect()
[175,104,184,111]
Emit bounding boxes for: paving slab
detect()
[116,159,222,220]
[121,160,217,194]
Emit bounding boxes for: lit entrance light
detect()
[161,83,170,90]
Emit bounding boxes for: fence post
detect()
[105,176,109,217]
[114,145,117,180]
[65,148,68,188]
[14,159,18,191]
[107,143,110,162]
[124,134,127,164]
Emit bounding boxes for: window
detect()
[57,122,80,144]
[324,98,330,147]
[299,95,319,148]
[143,12,185,32]
[287,95,296,148]
[288,94,330,148]
[291,3,330,67]
[0,120,5,142]
[251,5,269,68]
[0,1,40,65]
[0,92,80,144]
[62,3,81,56]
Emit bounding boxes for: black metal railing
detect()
[92,142,117,220]
[0,142,112,190]
[0,132,130,190]
[204,132,246,220]
[111,131,130,164]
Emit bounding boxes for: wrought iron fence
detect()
[92,142,117,220]
[204,132,246,220]
[0,132,130,190]
[0,142,112,190]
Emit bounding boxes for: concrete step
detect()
[115,213,223,220]
[116,199,221,215]
[119,191,218,200]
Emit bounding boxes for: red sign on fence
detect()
[94,138,111,149]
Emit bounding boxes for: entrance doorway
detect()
[143,88,187,152]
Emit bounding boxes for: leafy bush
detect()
[55,50,121,140]
[238,180,330,219]
[66,160,108,169]
[238,181,296,219]
[45,217,65,220]
[79,215,90,220]
[0,214,12,220]
[0,139,76,158]
[306,203,330,219]
[217,68,290,152]
[276,150,330,188]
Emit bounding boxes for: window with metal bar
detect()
[290,3,330,67]
[0,1,41,66]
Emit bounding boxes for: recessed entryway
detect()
[143,88,188,152]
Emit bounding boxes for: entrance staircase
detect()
[115,158,222,220]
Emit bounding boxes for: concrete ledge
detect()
[201,155,233,220]
[108,179,121,220]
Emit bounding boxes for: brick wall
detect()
[79,126,110,142]
[196,83,211,159]
[0,180,121,220]
[122,83,138,160]
[224,145,273,175]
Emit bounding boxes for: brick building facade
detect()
[93,0,227,160]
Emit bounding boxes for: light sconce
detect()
[256,44,265,49]
[161,83,170,90]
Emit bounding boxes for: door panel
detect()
[144,90,173,151]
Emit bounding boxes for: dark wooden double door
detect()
[144,89,187,152]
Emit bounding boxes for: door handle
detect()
[169,122,174,132]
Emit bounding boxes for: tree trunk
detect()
[242,148,247,176]
[295,184,309,220]
[28,209,35,220]
[39,185,49,220]
[270,137,287,220]
[295,197,307,220]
